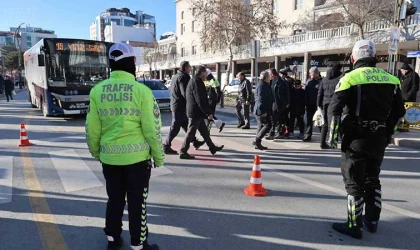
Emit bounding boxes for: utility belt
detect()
[355,120,387,133]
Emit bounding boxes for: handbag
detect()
[12,90,16,96]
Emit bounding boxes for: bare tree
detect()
[294,0,395,40]
[190,0,287,85]
[144,34,165,79]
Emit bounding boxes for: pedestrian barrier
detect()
[18,123,33,147]
[398,102,420,131]
[244,155,268,197]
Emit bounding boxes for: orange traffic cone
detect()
[18,123,33,147]
[244,155,268,197]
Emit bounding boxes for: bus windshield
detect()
[44,40,110,87]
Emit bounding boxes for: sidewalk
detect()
[393,130,420,150]
[217,106,420,150]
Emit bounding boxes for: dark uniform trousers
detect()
[236,101,250,127]
[341,132,388,222]
[5,90,13,102]
[256,115,272,140]
[102,160,151,246]
[181,118,215,153]
[165,111,197,147]
[305,105,317,137]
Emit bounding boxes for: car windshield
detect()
[139,80,168,90]
[230,79,240,86]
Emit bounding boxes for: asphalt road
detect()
[1,91,420,250]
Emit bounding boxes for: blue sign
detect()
[407,51,420,58]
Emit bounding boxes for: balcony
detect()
[137,13,420,71]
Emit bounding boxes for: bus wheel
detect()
[28,92,36,108]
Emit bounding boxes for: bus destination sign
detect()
[55,42,105,53]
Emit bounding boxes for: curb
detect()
[394,137,420,150]
[0,89,26,100]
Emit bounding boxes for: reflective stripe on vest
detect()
[335,67,401,92]
[100,143,150,154]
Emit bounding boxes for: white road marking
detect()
[49,149,103,193]
[0,156,13,204]
[151,166,173,177]
[213,136,420,220]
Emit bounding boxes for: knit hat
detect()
[401,63,411,70]
[309,67,320,74]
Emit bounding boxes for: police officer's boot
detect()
[332,195,364,239]
[131,240,159,250]
[364,188,382,233]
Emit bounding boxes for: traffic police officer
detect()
[86,43,164,250]
[204,68,222,119]
[328,40,406,239]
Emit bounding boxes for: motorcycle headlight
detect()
[73,90,78,95]
[65,90,70,95]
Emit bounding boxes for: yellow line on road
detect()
[21,147,68,250]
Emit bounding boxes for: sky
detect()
[0,0,176,39]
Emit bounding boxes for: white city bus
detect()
[24,38,113,116]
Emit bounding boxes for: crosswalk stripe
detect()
[49,149,103,193]
[0,156,13,204]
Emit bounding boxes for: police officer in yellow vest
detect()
[86,43,164,250]
[204,69,222,119]
[328,40,405,239]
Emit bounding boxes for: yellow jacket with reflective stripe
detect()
[86,71,165,166]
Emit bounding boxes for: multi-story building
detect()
[0,31,14,47]
[138,0,420,81]
[90,8,156,43]
[9,26,56,51]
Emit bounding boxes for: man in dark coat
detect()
[0,74,4,94]
[400,63,419,102]
[289,80,306,138]
[253,71,274,150]
[317,62,343,149]
[266,68,290,140]
[279,68,295,138]
[180,66,224,159]
[303,66,322,142]
[3,75,14,102]
[164,61,204,155]
[236,72,252,129]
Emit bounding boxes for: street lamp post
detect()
[14,23,25,73]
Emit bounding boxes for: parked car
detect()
[224,78,256,95]
[165,79,172,89]
[137,79,171,110]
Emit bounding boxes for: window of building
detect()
[295,0,303,10]
[181,47,186,57]
[181,23,185,35]
[192,45,197,55]
[192,21,196,32]
[124,19,137,27]
[181,11,184,20]
[27,41,32,48]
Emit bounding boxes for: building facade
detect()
[90,8,156,42]
[9,26,56,51]
[137,0,420,81]
[104,21,155,43]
